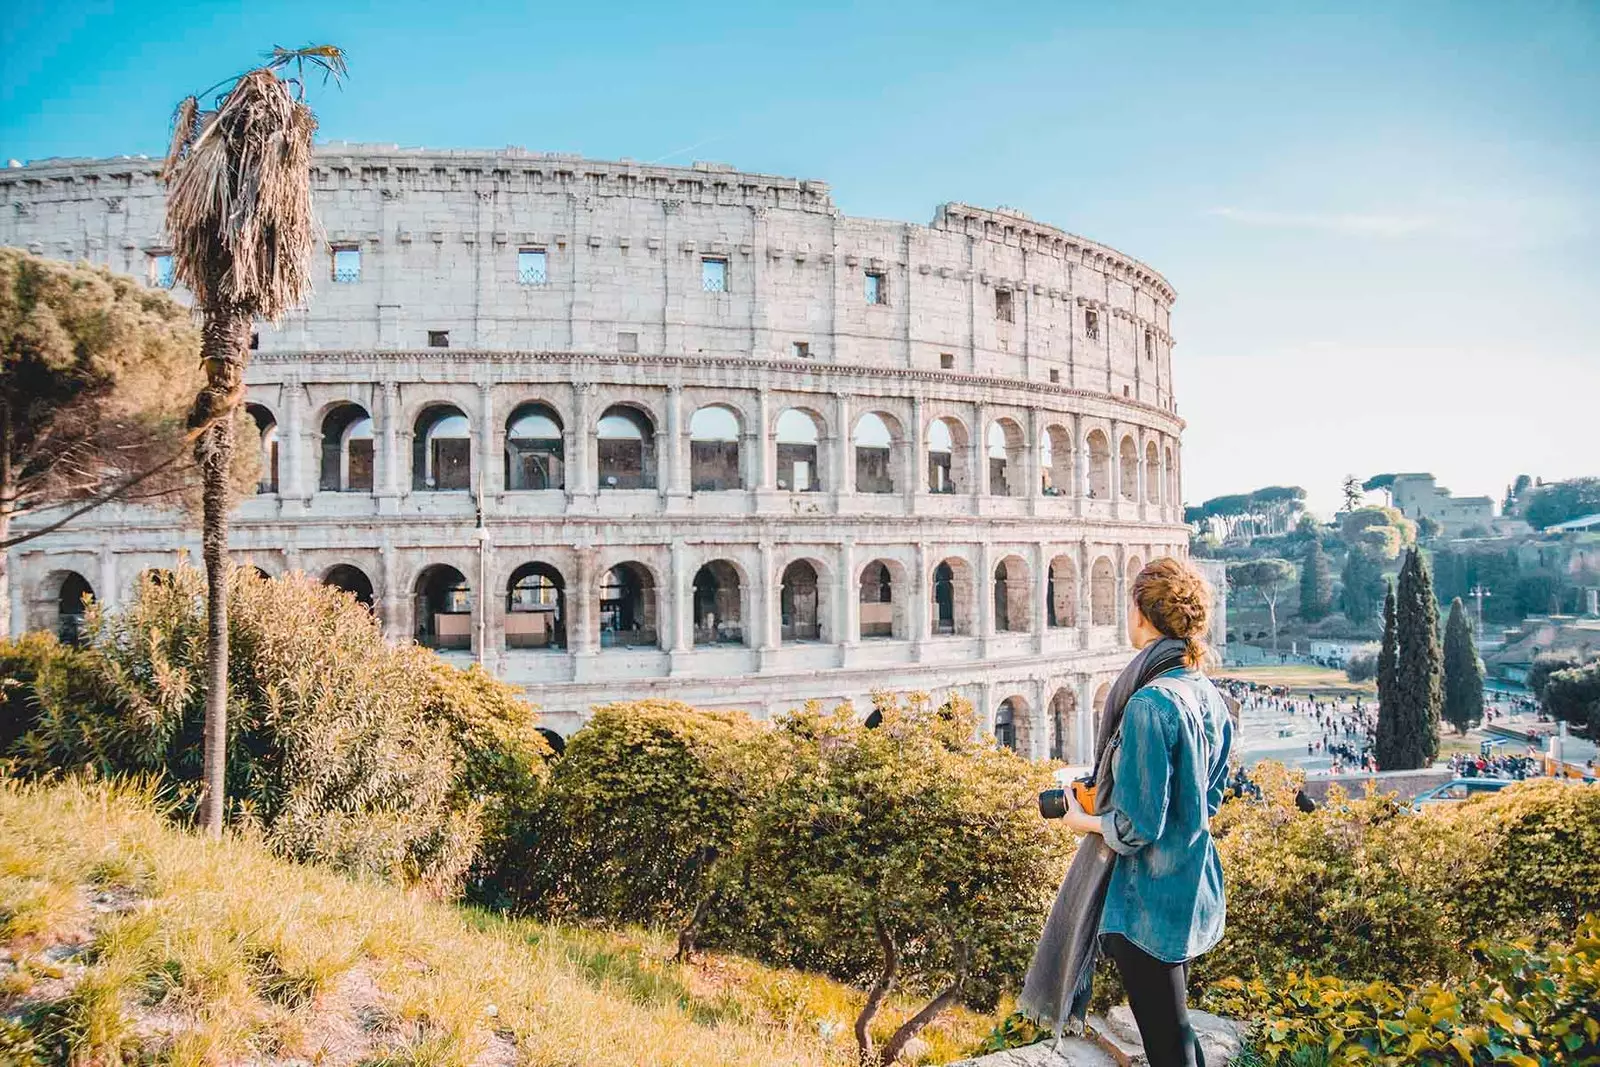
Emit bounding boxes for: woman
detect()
[1021,556,1233,1067]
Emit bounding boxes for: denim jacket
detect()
[1096,667,1234,963]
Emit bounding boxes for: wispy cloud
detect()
[1206,206,1439,238]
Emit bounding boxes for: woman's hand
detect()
[1061,783,1102,837]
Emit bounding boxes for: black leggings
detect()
[1103,933,1204,1067]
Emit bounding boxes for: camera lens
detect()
[1039,788,1067,819]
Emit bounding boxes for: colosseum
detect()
[1,145,1210,754]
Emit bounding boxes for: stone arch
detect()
[245,402,279,494]
[599,560,659,649]
[775,407,824,493]
[692,559,747,646]
[1086,429,1111,500]
[995,694,1028,752]
[926,415,970,494]
[506,561,566,650]
[318,402,374,492]
[34,570,95,645]
[992,553,1032,633]
[857,557,907,640]
[1047,554,1078,628]
[987,418,1025,497]
[414,564,471,649]
[322,564,374,607]
[1144,440,1161,505]
[1119,435,1139,502]
[690,404,744,492]
[930,556,975,636]
[780,558,826,642]
[506,401,565,491]
[1126,554,1144,584]
[413,403,472,491]
[597,403,658,490]
[853,411,903,494]
[1041,422,1073,496]
[1049,687,1078,762]
[1091,556,1116,625]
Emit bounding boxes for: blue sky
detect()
[4,0,1596,516]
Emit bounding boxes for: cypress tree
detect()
[1392,549,1443,767]
[1375,581,1401,768]
[1300,538,1333,621]
[1443,597,1484,735]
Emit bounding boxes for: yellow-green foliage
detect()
[3,564,549,894]
[503,698,769,924]
[1200,766,1600,992]
[0,777,1000,1066]
[1204,916,1600,1066]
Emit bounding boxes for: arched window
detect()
[1041,424,1072,496]
[930,558,974,636]
[597,405,657,490]
[600,562,657,648]
[1049,688,1077,761]
[413,405,471,491]
[320,404,374,492]
[1144,441,1161,505]
[988,420,1024,497]
[775,409,822,492]
[926,417,969,494]
[692,561,744,645]
[506,403,565,491]
[1086,430,1111,499]
[780,560,821,641]
[858,560,894,638]
[993,555,1030,633]
[690,405,743,491]
[1091,557,1116,626]
[322,564,374,607]
[414,565,471,649]
[1166,446,1178,507]
[507,562,565,649]
[854,412,895,494]
[246,404,278,494]
[49,571,94,645]
[1119,436,1139,502]
[1047,556,1077,628]
[995,698,1020,751]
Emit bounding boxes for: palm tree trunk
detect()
[193,311,250,837]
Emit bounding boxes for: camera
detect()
[1038,777,1097,819]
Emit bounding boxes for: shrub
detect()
[1204,914,1600,1066]
[1198,769,1600,993]
[0,631,71,755]
[501,699,768,938]
[1343,644,1380,682]
[7,563,548,894]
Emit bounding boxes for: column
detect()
[477,382,498,500]
[838,538,858,648]
[1078,538,1093,646]
[755,389,773,492]
[978,540,995,639]
[1078,675,1096,763]
[378,381,401,510]
[973,401,989,499]
[665,385,687,499]
[1033,677,1051,761]
[281,379,305,503]
[570,383,594,496]
[670,539,692,660]
[1033,541,1049,653]
[1024,408,1042,505]
[906,395,925,508]
[1115,542,1129,645]
[835,393,854,503]
[1073,414,1087,518]
[911,541,930,656]
[757,540,777,667]
[96,548,118,614]
[1108,417,1122,517]
[380,536,403,642]
[1135,431,1148,522]
[573,546,597,659]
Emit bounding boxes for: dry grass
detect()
[1218,664,1377,696]
[0,778,1000,1066]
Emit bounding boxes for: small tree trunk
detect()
[0,402,12,639]
[1264,590,1279,654]
[878,942,971,1067]
[675,888,716,962]
[855,915,898,1067]
[193,311,250,838]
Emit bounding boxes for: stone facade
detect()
[2,146,1190,749]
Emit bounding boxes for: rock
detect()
[942,1034,1119,1066]
[942,1007,1244,1067]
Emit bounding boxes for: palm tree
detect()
[163,45,346,836]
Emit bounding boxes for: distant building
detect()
[1485,615,1600,684]
[1390,473,1498,538]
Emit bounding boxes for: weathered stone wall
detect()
[3,147,1189,744]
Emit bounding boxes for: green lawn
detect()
[1216,664,1376,697]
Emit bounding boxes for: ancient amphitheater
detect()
[1,145,1209,752]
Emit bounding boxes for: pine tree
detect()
[1386,549,1443,768]
[1375,581,1401,768]
[1443,597,1485,735]
[1300,538,1333,621]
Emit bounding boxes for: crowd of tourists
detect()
[1217,678,1379,774]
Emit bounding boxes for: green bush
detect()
[1198,767,1600,993]
[4,563,548,894]
[1204,914,1600,1066]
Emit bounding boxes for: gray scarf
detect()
[1016,637,1189,1036]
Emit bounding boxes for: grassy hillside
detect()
[0,779,998,1066]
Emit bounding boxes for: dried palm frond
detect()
[162,47,345,320]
